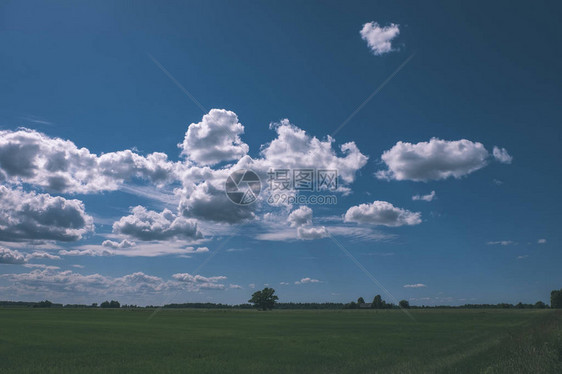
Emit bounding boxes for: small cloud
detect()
[493,179,503,185]
[71,264,85,269]
[360,21,400,55]
[280,282,290,286]
[229,284,242,289]
[294,277,321,285]
[412,191,436,202]
[487,240,516,246]
[403,283,426,288]
[0,247,26,264]
[538,239,547,244]
[516,255,529,260]
[248,283,256,289]
[492,146,513,164]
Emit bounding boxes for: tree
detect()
[399,300,410,309]
[248,288,278,311]
[534,301,546,309]
[34,300,52,308]
[100,300,120,308]
[357,297,365,305]
[371,295,387,309]
[551,289,562,309]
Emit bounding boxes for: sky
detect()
[0,0,560,306]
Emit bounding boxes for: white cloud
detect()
[248,283,256,289]
[176,116,368,224]
[102,239,135,249]
[487,240,516,246]
[23,264,59,270]
[288,206,312,227]
[412,190,436,202]
[403,283,426,288]
[59,248,113,257]
[229,284,242,289]
[0,186,94,242]
[516,255,529,260]
[65,242,208,258]
[179,109,249,166]
[0,247,26,264]
[0,268,228,298]
[0,129,179,193]
[294,277,321,285]
[297,226,329,240]
[360,21,400,55]
[113,206,202,241]
[280,282,289,286]
[376,138,489,181]
[344,201,421,227]
[172,273,227,290]
[538,239,547,244]
[27,251,61,260]
[256,120,368,186]
[178,180,257,224]
[492,146,513,164]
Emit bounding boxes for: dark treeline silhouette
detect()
[1,288,559,310]
[100,300,120,308]
[344,294,552,310]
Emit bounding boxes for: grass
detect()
[0,308,560,373]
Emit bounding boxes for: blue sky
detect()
[0,1,560,306]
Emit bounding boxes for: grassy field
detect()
[0,308,560,373]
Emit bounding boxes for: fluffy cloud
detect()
[27,251,61,260]
[538,239,547,244]
[294,277,321,285]
[179,109,249,165]
[0,186,94,242]
[0,269,228,297]
[0,129,179,193]
[360,21,400,55]
[0,247,26,264]
[344,201,421,227]
[59,248,113,256]
[256,120,368,186]
[297,226,329,240]
[113,206,202,241]
[172,273,227,290]
[179,180,257,224]
[403,283,426,288]
[288,206,313,227]
[412,190,436,202]
[376,138,490,181]
[176,116,368,224]
[102,239,135,249]
[492,146,513,164]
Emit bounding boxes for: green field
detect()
[0,308,560,373]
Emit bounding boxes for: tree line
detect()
[1,288,560,309]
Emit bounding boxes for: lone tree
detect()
[249,287,278,311]
[357,297,365,305]
[551,289,562,309]
[399,300,410,309]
